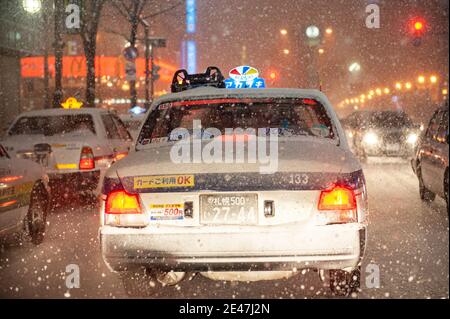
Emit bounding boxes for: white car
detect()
[1,108,133,196]
[99,68,368,296]
[119,113,146,142]
[0,144,50,245]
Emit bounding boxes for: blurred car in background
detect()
[0,144,50,245]
[342,110,420,161]
[411,103,449,211]
[0,109,132,196]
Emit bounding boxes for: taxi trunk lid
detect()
[3,134,98,173]
[109,138,362,226]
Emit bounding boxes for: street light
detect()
[348,62,361,73]
[405,82,412,90]
[22,0,41,14]
[418,75,426,84]
[283,49,290,55]
[325,28,333,35]
[318,48,325,55]
[306,25,320,39]
[395,82,403,90]
[430,75,438,84]
[280,29,288,36]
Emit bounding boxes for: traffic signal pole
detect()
[150,42,155,104]
[141,19,166,109]
[143,21,151,109]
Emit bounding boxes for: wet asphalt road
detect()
[0,159,448,299]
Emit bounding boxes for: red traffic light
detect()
[409,17,426,34]
[414,21,424,31]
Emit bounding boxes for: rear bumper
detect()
[49,170,101,192]
[100,223,367,272]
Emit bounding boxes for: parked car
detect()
[119,113,146,141]
[411,103,449,211]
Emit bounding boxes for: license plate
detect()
[200,194,258,225]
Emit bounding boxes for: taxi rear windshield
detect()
[138,98,335,144]
[9,114,96,136]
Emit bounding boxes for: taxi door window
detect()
[111,115,132,141]
[101,114,121,140]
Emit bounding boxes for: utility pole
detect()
[142,19,151,109]
[42,0,52,108]
[53,0,65,109]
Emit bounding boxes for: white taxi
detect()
[0,144,50,245]
[1,108,132,196]
[99,67,369,296]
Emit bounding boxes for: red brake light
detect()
[318,186,356,211]
[79,147,95,170]
[105,190,142,215]
[302,98,318,106]
[0,175,23,183]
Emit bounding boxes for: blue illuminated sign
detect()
[186,40,197,74]
[186,0,196,34]
[225,78,266,89]
[129,106,146,115]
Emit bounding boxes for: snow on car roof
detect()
[153,87,333,108]
[16,108,110,118]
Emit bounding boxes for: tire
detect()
[27,183,49,245]
[418,167,436,203]
[329,267,361,297]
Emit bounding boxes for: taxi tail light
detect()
[318,186,357,224]
[105,190,142,215]
[79,147,95,170]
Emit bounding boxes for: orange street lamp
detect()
[430,75,438,84]
[418,75,426,84]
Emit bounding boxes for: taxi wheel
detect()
[120,268,159,297]
[329,268,361,297]
[418,167,436,203]
[27,183,49,245]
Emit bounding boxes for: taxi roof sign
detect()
[61,97,83,109]
[225,66,266,89]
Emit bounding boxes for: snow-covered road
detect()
[0,160,448,299]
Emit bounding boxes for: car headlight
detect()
[407,133,418,145]
[363,132,379,145]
